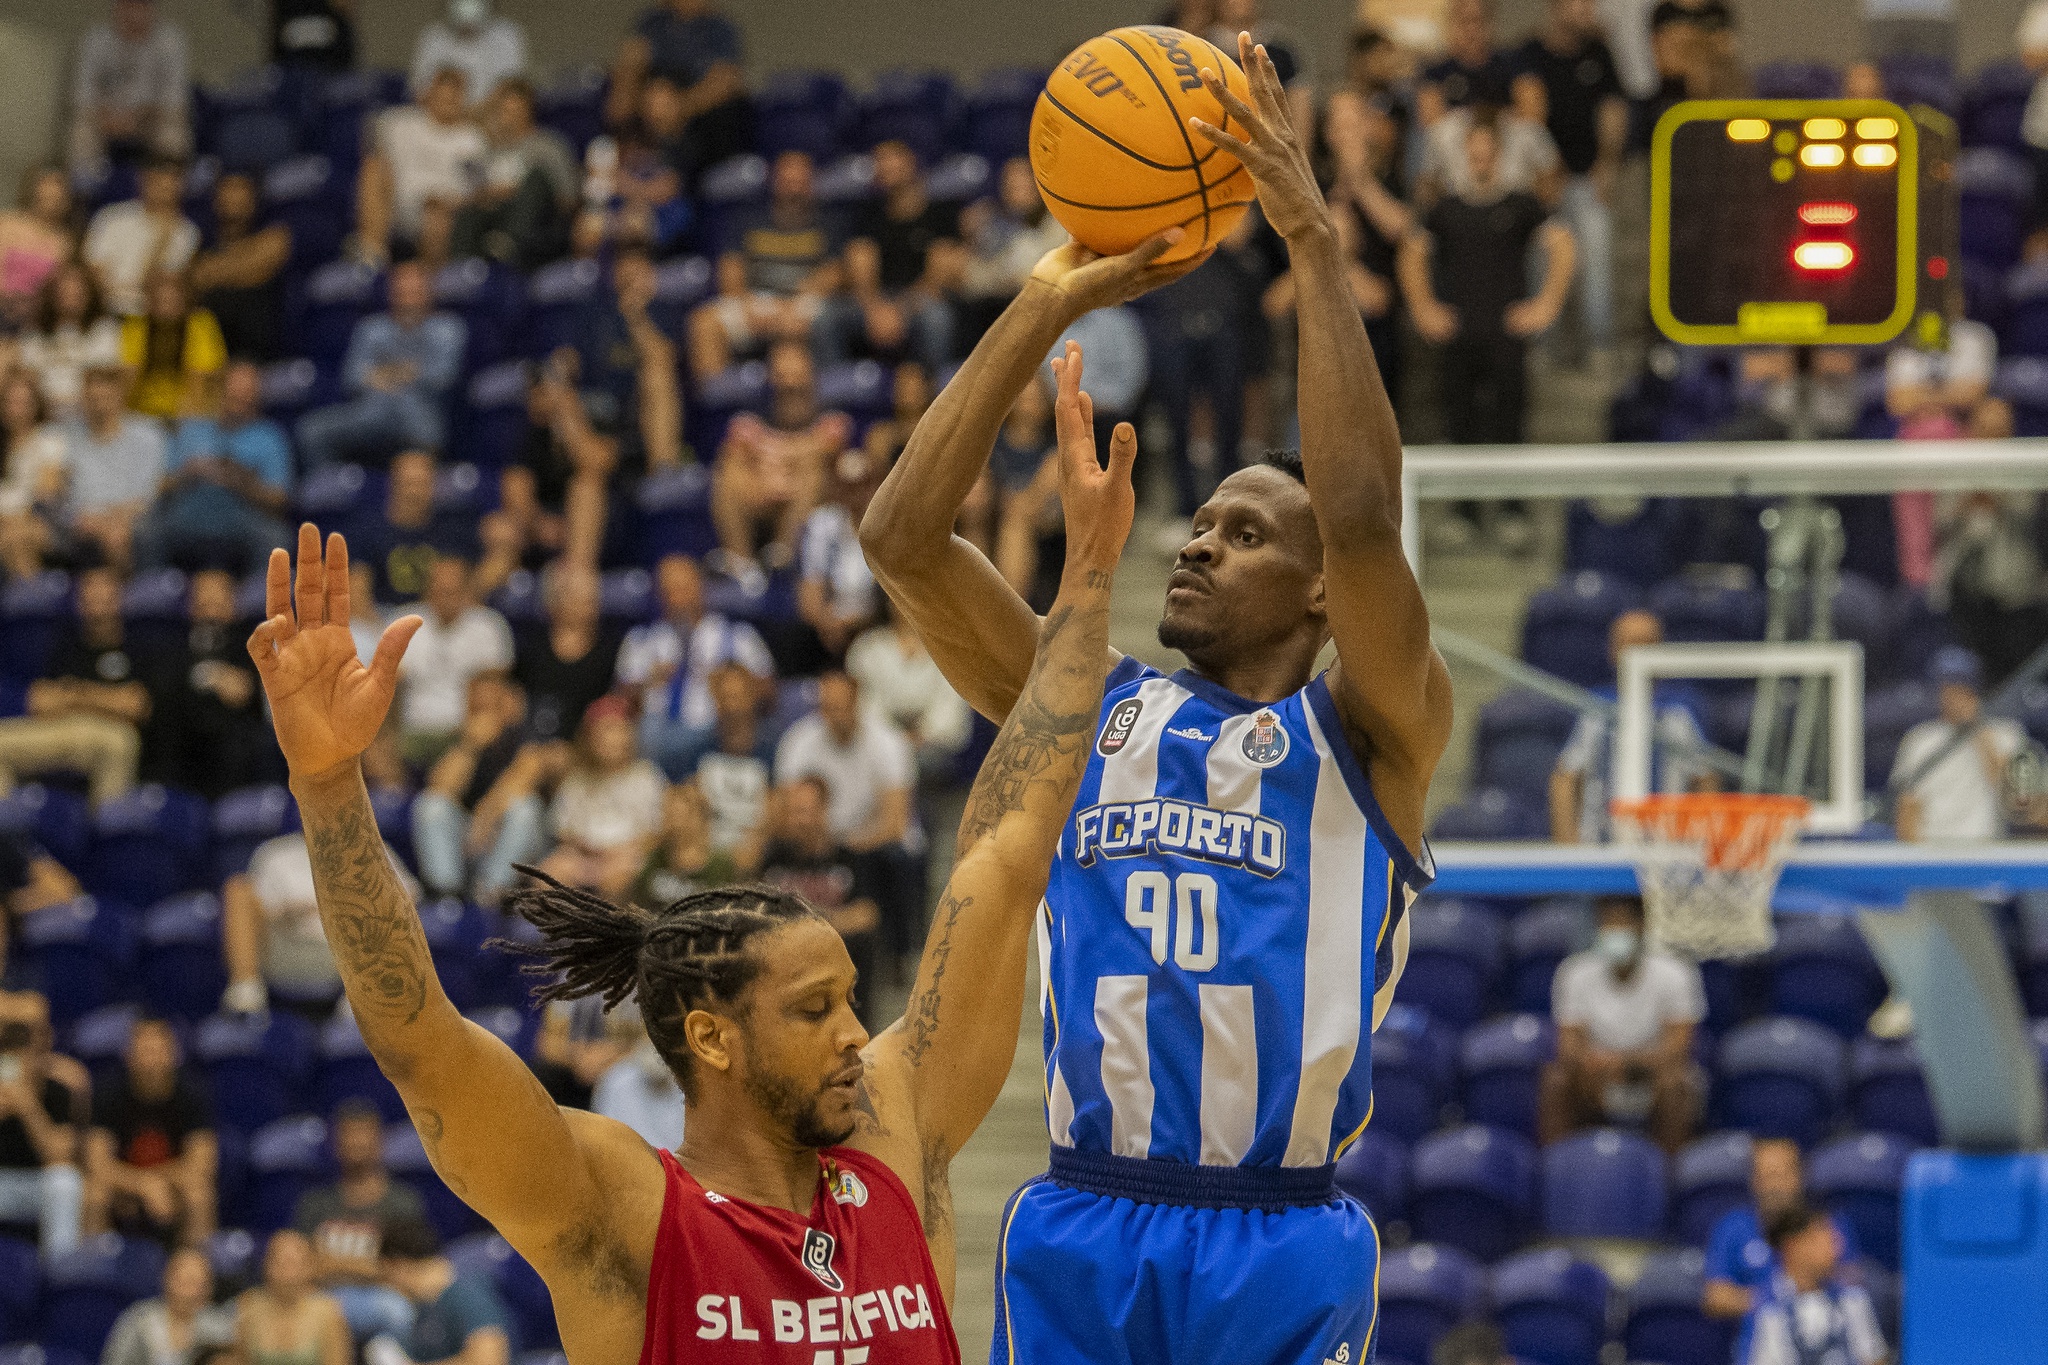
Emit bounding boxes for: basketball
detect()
[1030,26,1255,265]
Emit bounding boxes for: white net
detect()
[1610,795,1810,960]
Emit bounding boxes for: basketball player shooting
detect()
[859,32,1452,1365]
[241,358,1134,1365]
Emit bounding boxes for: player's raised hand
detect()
[1189,33,1330,243]
[247,524,422,786]
[1048,341,1135,571]
[1030,229,1206,318]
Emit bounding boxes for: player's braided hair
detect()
[499,866,819,1093]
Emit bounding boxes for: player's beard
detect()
[745,1060,857,1149]
[1157,614,1219,655]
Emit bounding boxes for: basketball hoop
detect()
[1609,794,1811,959]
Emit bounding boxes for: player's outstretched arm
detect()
[859,342,1131,1231]
[247,528,656,1280]
[858,234,1189,723]
[1192,35,1452,852]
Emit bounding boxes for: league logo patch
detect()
[1242,710,1289,767]
[1098,697,1144,756]
[800,1228,844,1291]
[827,1163,868,1207]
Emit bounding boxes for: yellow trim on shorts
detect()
[997,1184,1029,1364]
[1333,1094,1375,1161]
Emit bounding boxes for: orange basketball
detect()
[1029,27,1255,265]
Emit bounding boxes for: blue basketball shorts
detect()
[990,1151,1382,1365]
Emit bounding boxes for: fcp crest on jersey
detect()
[1242,710,1289,767]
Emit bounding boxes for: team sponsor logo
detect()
[704,1191,728,1204]
[1073,797,1287,877]
[1243,709,1290,767]
[1323,1345,1353,1365]
[827,1164,869,1208]
[1166,725,1213,741]
[802,1228,844,1291]
[1097,697,1144,756]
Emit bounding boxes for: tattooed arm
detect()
[249,528,663,1342]
[855,341,1135,1241]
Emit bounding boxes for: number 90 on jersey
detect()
[1126,871,1221,972]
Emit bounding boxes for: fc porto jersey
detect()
[1038,657,1433,1169]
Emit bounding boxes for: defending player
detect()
[858,34,1452,1365]
[241,355,1134,1365]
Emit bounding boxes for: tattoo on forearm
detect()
[903,891,967,1068]
[956,602,1105,850]
[303,795,432,1029]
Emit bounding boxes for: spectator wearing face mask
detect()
[1540,894,1705,1153]
[410,0,528,110]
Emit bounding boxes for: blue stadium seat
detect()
[298,260,384,370]
[1400,898,1505,1029]
[752,71,853,162]
[370,787,416,872]
[466,1005,532,1057]
[648,256,715,341]
[1521,572,1642,688]
[524,257,603,359]
[0,1343,88,1365]
[1957,148,2033,272]
[1373,1243,1485,1365]
[197,1010,318,1137]
[1541,1128,1668,1238]
[41,1235,166,1358]
[1460,1013,1553,1140]
[634,466,718,562]
[600,568,656,624]
[689,359,769,454]
[313,69,392,170]
[249,1114,329,1232]
[120,568,189,655]
[315,1011,405,1121]
[477,914,544,1011]
[448,1233,551,1350]
[0,783,91,871]
[1809,1131,1913,1273]
[1508,898,1593,1015]
[1849,1035,1938,1146]
[534,66,606,154]
[214,109,297,172]
[1717,1017,1846,1147]
[815,360,894,422]
[696,153,769,254]
[925,152,991,203]
[1878,56,1959,118]
[434,460,486,517]
[1490,1247,1610,1365]
[259,357,322,430]
[1429,787,1549,842]
[1409,1125,1537,1262]
[140,892,228,1022]
[434,259,525,373]
[1885,587,1957,690]
[86,785,211,906]
[1623,1246,1733,1365]
[1768,913,1887,1037]
[212,784,295,883]
[68,1004,140,1099]
[0,1236,42,1342]
[855,69,957,162]
[1750,61,1841,99]
[2008,259,2048,358]
[1368,1005,1455,1142]
[214,1124,252,1231]
[1562,498,1688,587]
[18,898,135,1026]
[384,1123,484,1242]
[452,360,530,470]
[1861,680,1940,794]
[420,898,490,1012]
[264,154,345,270]
[1333,1128,1408,1228]
[1673,1130,1754,1247]
[1964,60,2035,152]
[1473,690,1579,802]
[206,1228,261,1290]
[960,68,1046,163]
[0,571,73,685]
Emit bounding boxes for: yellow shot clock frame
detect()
[1651,99,1919,345]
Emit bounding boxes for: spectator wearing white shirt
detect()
[846,613,971,783]
[1419,104,1564,205]
[796,453,881,664]
[1742,1205,1887,1365]
[1551,609,1712,843]
[410,0,528,110]
[353,68,486,269]
[774,669,924,963]
[221,833,423,1016]
[61,364,167,571]
[82,157,199,318]
[1540,894,1705,1152]
[394,555,515,766]
[2022,1,2048,231]
[67,0,191,180]
[19,262,125,419]
[1893,647,2028,842]
[617,554,775,777]
[539,696,667,900]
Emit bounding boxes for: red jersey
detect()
[639,1146,959,1365]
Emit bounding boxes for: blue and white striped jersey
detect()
[1037,657,1433,1169]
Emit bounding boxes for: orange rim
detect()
[1610,794,1810,871]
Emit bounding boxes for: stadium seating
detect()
[1472,690,1578,802]
[1849,1036,1940,1146]
[315,1011,406,1122]
[249,1114,330,1231]
[0,784,91,871]
[1459,1013,1554,1140]
[196,1010,319,1137]
[85,785,211,907]
[0,1236,43,1343]
[1623,1247,1734,1365]
[1672,1131,1754,1247]
[1957,148,2033,272]
[1368,1006,1456,1142]
[17,899,134,1027]
[1963,61,2035,152]
[1768,913,1887,1038]
[1374,1243,1485,1365]
[1520,572,1641,689]
[751,70,854,162]
[1409,1125,1538,1262]
[1429,787,1549,842]
[1508,898,1593,1015]
[1489,1248,1610,1365]
[211,784,296,883]
[140,892,230,1022]
[1808,1131,1914,1272]
[385,1123,485,1242]
[448,1233,551,1351]
[419,898,493,1013]
[1541,1128,1669,1239]
[1334,1129,1409,1228]
[40,1235,166,1358]
[1717,1017,1848,1147]
[1399,899,1506,1029]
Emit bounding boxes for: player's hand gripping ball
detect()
[1030,26,1254,265]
